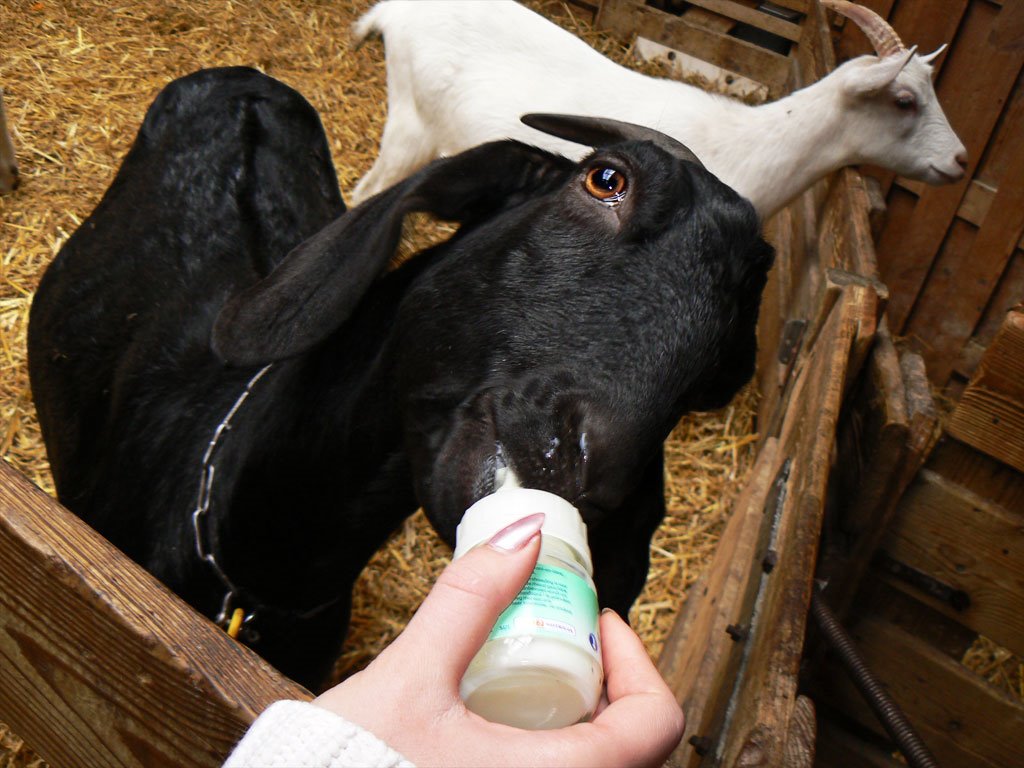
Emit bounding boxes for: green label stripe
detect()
[489,563,601,659]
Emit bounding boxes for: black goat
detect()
[29,67,774,689]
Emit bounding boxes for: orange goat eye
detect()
[584,167,627,202]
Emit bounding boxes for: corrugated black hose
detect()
[811,590,941,768]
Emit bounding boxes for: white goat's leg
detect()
[350,105,436,206]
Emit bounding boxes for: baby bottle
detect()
[454,485,603,730]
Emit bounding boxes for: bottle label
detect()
[489,563,601,660]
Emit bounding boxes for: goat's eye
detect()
[584,167,627,202]
[894,91,916,111]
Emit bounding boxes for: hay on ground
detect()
[2,2,1016,765]
[0,5,756,762]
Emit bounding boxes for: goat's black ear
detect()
[521,113,705,167]
[211,140,572,365]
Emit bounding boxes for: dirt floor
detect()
[0,1,761,764]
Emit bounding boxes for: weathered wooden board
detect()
[947,306,1024,472]
[905,126,1024,383]
[954,250,1024,382]
[925,435,1024,514]
[683,0,804,42]
[877,1,1024,334]
[816,615,1024,768]
[824,326,938,620]
[794,0,833,87]
[713,286,864,766]
[853,577,977,662]
[756,210,797,433]
[657,439,781,767]
[595,0,792,95]
[879,467,1024,658]
[0,460,309,768]
[814,713,904,768]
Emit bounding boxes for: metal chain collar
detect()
[192,362,273,638]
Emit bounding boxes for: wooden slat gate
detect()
[591,2,910,764]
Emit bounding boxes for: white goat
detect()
[0,88,18,194]
[350,0,967,219]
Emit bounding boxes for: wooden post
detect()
[714,288,861,767]
[657,439,781,767]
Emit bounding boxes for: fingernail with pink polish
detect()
[487,512,545,552]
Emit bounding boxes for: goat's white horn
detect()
[918,43,948,64]
[821,0,907,59]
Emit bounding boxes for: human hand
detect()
[313,513,685,767]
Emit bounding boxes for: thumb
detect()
[385,512,544,679]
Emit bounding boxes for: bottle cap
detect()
[453,487,593,573]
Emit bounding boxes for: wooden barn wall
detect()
[832,0,1024,392]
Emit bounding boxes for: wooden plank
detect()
[975,57,1024,187]
[925,437,1024,517]
[967,247,1024,349]
[782,695,816,768]
[796,0,835,85]
[0,461,309,768]
[595,0,791,95]
[946,307,1024,472]
[684,0,803,42]
[990,0,1024,51]
[863,175,888,242]
[565,0,599,20]
[871,179,917,255]
[657,439,781,767]
[824,327,939,620]
[815,713,904,768]
[853,577,977,662]
[760,167,883,438]
[761,271,841,440]
[817,615,1024,768]
[880,467,1024,658]
[832,327,910,540]
[816,169,887,384]
[880,1,1024,332]
[683,6,737,34]
[716,288,863,766]
[904,121,1024,384]
[891,176,1024,251]
[763,0,810,13]
[756,210,795,432]
[887,0,967,64]
[954,338,988,381]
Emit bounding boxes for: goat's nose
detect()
[955,149,968,172]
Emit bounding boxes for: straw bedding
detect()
[0,2,1017,765]
[0,1,757,762]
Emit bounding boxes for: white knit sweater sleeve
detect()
[224,700,415,767]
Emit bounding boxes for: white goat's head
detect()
[823,0,967,185]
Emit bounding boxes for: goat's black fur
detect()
[29,67,773,690]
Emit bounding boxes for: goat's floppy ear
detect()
[847,46,917,95]
[212,140,572,365]
[521,113,705,167]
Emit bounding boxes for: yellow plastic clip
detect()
[226,607,245,639]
